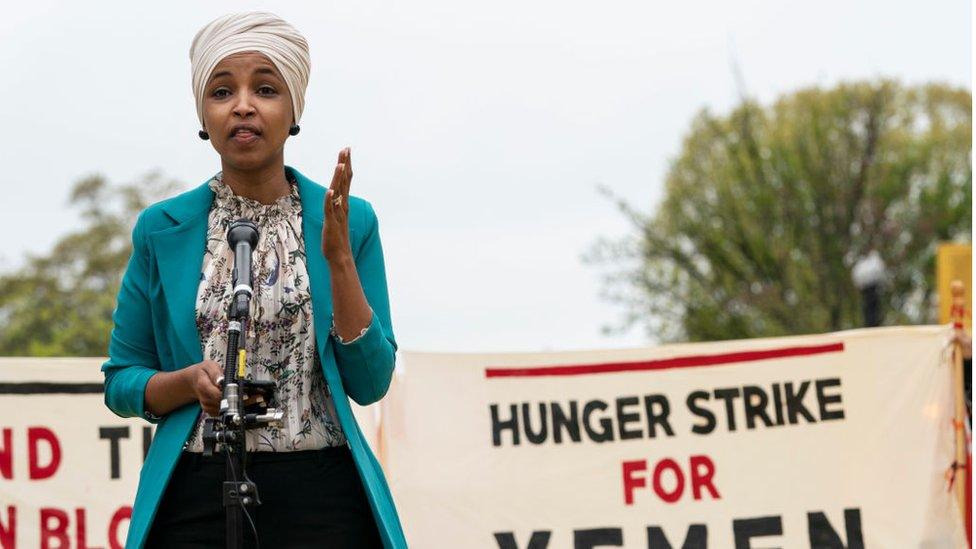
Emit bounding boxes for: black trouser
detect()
[145,445,383,548]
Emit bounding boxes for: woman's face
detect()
[201,51,293,170]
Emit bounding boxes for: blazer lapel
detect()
[148,180,214,367]
[289,166,334,359]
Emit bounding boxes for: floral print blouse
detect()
[184,171,347,452]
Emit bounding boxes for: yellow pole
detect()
[950,280,969,525]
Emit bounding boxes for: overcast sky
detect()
[1,1,971,353]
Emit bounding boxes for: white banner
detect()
[0,358,380,549]
[0,326,968,548]
[0,360,139,549]
[382,326,968,548]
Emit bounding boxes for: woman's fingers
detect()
[334,148,347,196]
[204,360,223,386]
[343,147,353,195]
[328,158,343,195]
[194,360,224,415]
[329,174,344,216]
[201,380,221,415]
[332,147,352,200]
[202,399,219,416]
[328,164,349,217]
[322,148,353,259]
[339,165,349,203]
[324,164,342,219]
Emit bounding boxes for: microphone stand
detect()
[203,220,283,549]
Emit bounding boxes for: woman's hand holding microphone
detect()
[188,360,224,416]
[144,359,224,418]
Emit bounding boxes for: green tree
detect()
[0,171,182,356]
[588,80,972,342]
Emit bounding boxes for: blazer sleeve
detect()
[101,211,163,423]
[330,200,398,406]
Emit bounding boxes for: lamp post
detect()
[852,251,886,328]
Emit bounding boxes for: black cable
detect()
[225,445,260,549]
[224,445,237,479]
[241,504,260,549]
[239,466,261,548]
[240,460,262,549]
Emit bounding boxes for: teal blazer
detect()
[101,165,407,548]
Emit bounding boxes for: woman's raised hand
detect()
[323,147,354,264]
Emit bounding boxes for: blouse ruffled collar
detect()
[208,171,302,224]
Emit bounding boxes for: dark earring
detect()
[198,129,210,140]
[289,124,300,136]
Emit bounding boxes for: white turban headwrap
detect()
[189,12,310,129]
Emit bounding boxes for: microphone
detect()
[227,220,259,318]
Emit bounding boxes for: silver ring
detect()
[215,375,224,385]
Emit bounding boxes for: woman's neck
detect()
[219,160,291,204]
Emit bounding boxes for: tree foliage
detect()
[0,172,182,356]
[588,80,971,342]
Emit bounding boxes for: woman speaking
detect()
[100,12,405,548]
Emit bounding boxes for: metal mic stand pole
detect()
[204,217,258,549]
[221,290,253,549]
[203,220,282,548]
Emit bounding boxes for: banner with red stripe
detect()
[383,326,968,547]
